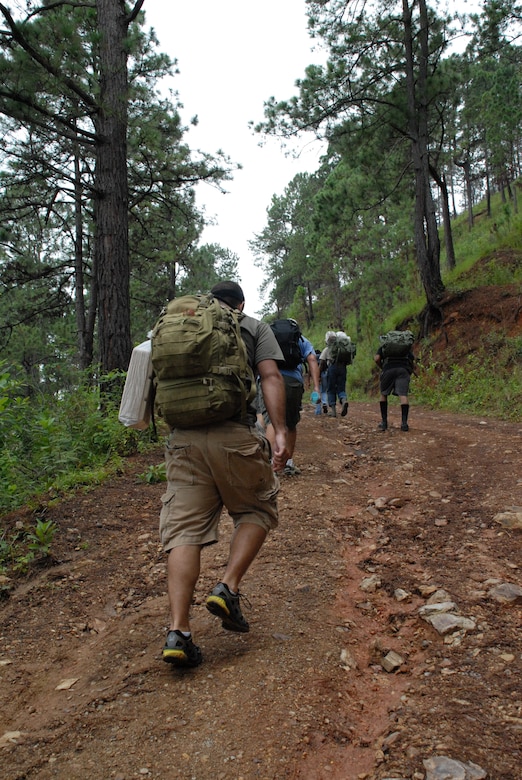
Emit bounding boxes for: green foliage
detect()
[137,462,166,484]
[306,183,522,421]
[27,519,58,557]
[0,517,57,581]
[442,193,522,281]
[0,4,237,375]
[414,341,522,421]
[0,361,150,514]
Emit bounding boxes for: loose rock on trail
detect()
[1,402,521,780]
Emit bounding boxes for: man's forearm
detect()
[308,358,321,392]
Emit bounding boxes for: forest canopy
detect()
[0,0,521,379]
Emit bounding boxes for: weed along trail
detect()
[0,402,521,780]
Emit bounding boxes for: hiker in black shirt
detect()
[374,346,416,431]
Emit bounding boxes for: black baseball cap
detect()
[210,281,245,303]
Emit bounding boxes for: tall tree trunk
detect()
[300,286,311,328]
[72,118,96,371]
[94,0,132,374]
[168,261,177,302]
[430,164,456,270]
[402,0,445,309]
[507,158,517,213]
[484,152,492,218]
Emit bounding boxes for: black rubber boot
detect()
[379,401,388,431]
[401,403,409,431]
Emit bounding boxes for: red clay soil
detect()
[1,400,520,780]
[1,279,521,780]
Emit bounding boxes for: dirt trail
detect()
[0,402,521,780]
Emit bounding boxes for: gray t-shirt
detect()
[240,313,284,369]
[238,313,283,425]
[319,346,332,365]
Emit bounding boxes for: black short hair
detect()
[210,281,245,308]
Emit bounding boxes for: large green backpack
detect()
[379,330,415,358]
[151,294,256,428]
[329,332,356,365]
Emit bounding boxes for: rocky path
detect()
[0,402,521,780]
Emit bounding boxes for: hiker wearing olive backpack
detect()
[374,330,417,431]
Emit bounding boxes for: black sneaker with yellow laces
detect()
[162,630,202,667]
[206,582,250,633]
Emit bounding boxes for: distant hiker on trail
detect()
[152,281,289,668]
[259,318,321,476]
[374,330,417,432]
[319,330,356,418]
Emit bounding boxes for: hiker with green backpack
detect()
[319,330,356,417]
[151,281,289,668]
[374,330,417,432]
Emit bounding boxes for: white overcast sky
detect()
[143,0,326,315]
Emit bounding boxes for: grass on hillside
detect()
[301,189,522,421]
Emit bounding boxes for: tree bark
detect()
[402,0,445,309]
[94,0,132,374]
[430,164,456,270]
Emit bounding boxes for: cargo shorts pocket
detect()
[224,441,271,489]
[164,442,194,485]
[159,486,176,512]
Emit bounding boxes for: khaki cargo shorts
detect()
[159,422,279,552]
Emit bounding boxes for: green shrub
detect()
[137,462,166,484]
[0,361,152,514]
[27,518,58,557]
[0,517,57,580]
[414,344,522,420]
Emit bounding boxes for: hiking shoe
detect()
[206,582,250,633]
[341,401,349,417]
[378,421,388,431]
[283,463,301,476]
[163,630,202,668]
[401,423,409,432]
[322,404,328,414]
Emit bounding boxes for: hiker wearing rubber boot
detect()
[155,281,289,668]
[374,329,417,432]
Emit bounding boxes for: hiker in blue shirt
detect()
[260,324,321,475]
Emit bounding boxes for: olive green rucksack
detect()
[329,332,356,365]
[151,294,256,428]
[379,330,415,358]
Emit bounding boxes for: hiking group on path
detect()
[120,280,417,668]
